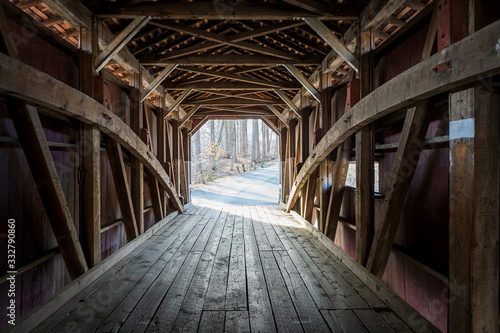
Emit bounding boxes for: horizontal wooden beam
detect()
[183,97,283,105]
[0,53,184,213]
[141,54,322,66]
[164,82,301,90]
[95,2,358,20]
[285,19,500,212]
[175,66,298,89]
[151,20,302,60]
[196,110,273,117]
[282,0,358,17]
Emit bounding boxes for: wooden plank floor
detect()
[33,205,414,333]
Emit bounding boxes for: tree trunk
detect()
[240,119,247,156]
[195,131,201,174]
[226,120,233,165]
[232,121,237,163]
[252,119,259,163]
[210,120,215,170]
[262,121,266,160]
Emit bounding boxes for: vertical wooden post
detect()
[448,85,499,333]
[181,127,190,203]
[280,125,288,203]
[319,73,332,233]
[79,23,101,267]
[172,117,181,197]
[288,120,296,190]
[355,29,375,266]
[130,72,144,234]
[156,95,167,213]
[300,108,310,213]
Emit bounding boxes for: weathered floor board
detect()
[32,205,415,333]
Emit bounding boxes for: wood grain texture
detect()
[286,20,500,212]
[0,53,184,213]
[18,205,417,333]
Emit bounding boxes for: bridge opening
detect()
[190,119,280,206]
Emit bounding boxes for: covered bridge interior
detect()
[0,0,499,332]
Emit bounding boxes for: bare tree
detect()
[240,119,247,156]
[252,119,260,163]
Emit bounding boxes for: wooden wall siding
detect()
[8,19,78,89]
[374,22,428,90]
[103,79,131,125]
[375,113,449,332]
[334,188,356,258]
[378,114,449,274]
[1,15,80,325]
[0,110,78,329]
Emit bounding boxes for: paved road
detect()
[191,162,279,206]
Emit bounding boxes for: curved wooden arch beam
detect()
[0,52,184,213]
[286,20,500,212]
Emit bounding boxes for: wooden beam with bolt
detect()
[304,17,359,72]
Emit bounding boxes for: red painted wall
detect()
[0,18,143,329]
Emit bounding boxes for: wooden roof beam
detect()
[272,88,301,118]
[141,64,178,102]
[183,97,283,105]
[164,82,301,90]
[95,16,150,73]
[266,104,289,127]
[95,2,359,20]
[304,18,359,72]
[189,116,209,136]
[282,64,321,103]
[229,21,306,43]
[150,20,306,61]
[360,0,406,31]
[261,116,279,135]
[175,66,300,89]
[179,105,202,128]
[142,54,322,66]
[282,0,359,18]
[166,89,193,116]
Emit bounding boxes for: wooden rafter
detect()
[95,16,151,73]
[142,54,321,66]
[175,66,298,89]
[272,88,301,117]
[282,64,321,102]
[141,64,178,102]
[304,18,359,72]
[95,2,359,20]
